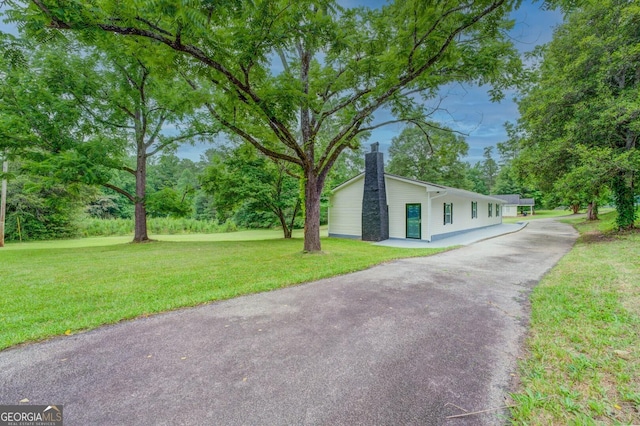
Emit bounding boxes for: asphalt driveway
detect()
[0,219,578,425]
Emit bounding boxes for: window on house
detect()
[444,203,453,225]
[496,204,500,217]
[471,201,478,219]
[488,203,493,217]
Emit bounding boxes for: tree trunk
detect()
[303,171,322,252]
[0,160,7,248]
[613,172,636,230]
[288,199,301,240]
[571,204,580,214]
[586,201,598,221]
[277,209,292,239]
[133,151,150,243]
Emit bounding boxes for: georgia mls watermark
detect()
[0,405,63,426]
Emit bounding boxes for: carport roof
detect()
[493,194,535,206]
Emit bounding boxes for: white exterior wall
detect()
[329,173,504,241]
[502,205,518,217]
[328,177,364,237]
[429,194,503,240]
[385,177,428,239]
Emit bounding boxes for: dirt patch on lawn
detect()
[578,230,618,244]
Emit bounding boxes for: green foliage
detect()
[516,0,640,227]
[481,146,499,192]
[78,217,235,237]
[85,194,129,219]
[323,145,365,189]
[146,187,192,218]
[492,166,521,195]
[0,34,215,241]
[8,0,523,251]
[612,174,637,230]
[466,163,490,195]
[386,123,470,188]
[3,163,91,241]
[200,144,302,238]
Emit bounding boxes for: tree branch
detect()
[134,17,173,37]
[203,101,303,166]
[32,0,71,29]
[182,75,306,163]
[144,114,167,150]
[102,182,135,202]
[146,130,208,157]
[407,2,472,72]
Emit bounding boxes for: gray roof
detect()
[493,194,535,206]
[333,172,507,204]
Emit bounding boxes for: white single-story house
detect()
[328,144,506,242]
[492,194,535,217]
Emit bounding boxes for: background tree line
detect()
[0,116,527,243]
[512,0,639,228]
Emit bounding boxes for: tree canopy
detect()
[515,0,639,228]
[200,144,301,238]
[7,0,523,251]
[387,123,469,188]
[0,34,212,242]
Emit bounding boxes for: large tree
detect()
[0,36,210,242]
[0,36,103,241]
[516,0,639,229]
[11,0,522,251]
[57,44,211,241]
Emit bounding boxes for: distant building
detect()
[492,195,535,217]
[328,144,505,242]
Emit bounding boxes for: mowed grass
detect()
[510,211,640,424]
[0,235,444,351]
[501,208,616,224]
[2,227,314,250]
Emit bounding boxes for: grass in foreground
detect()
[509,211,640,424]
[0,236,444,351]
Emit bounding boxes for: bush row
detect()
[78,217,238,237]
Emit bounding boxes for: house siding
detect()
[429,194,503,240]
[503,205,518,217]
[328,177,364,238]
[385,178,428,239]
[329,173,504,241]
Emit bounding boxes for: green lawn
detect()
[0,233,444,351]
[501,208,615,224]
[510,211,640,424]
[2,226,316,250]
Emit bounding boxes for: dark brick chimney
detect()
[362,142,389,241]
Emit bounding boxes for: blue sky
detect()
[338,0,563,163]
[0,2,562,163]
[180,2,563,163]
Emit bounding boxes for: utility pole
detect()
[0,159,7,248]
